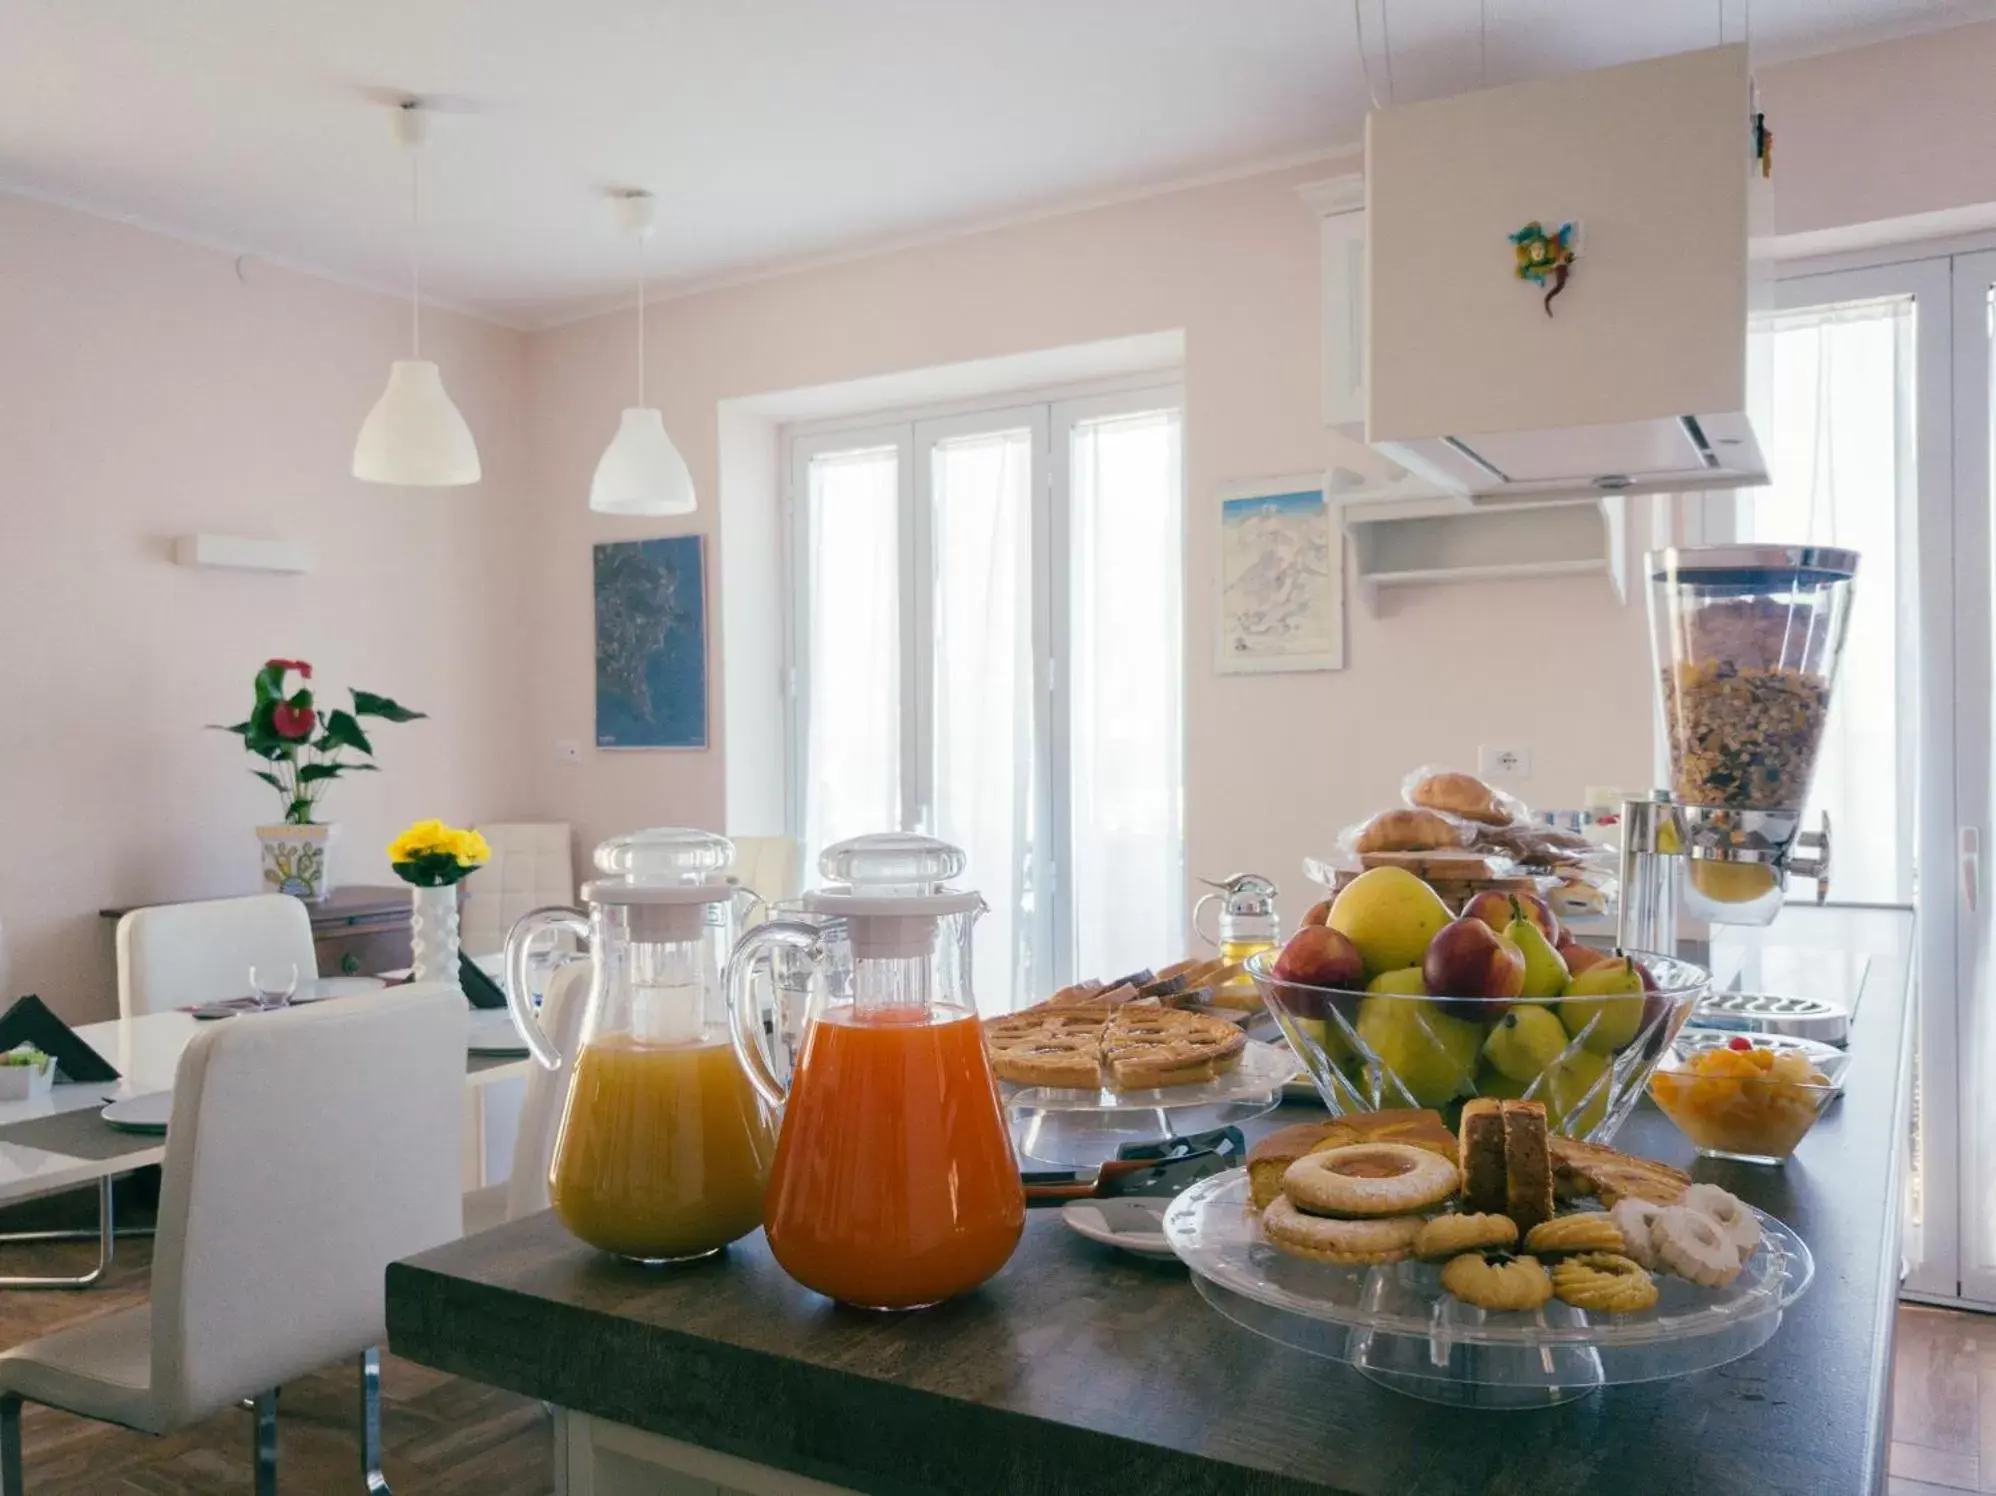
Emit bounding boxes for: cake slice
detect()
[1458,1098,1509,1216]
[1500,1100,1554,1232]
[1247,1120,1359,1209]
[1340,1108,1460,1163]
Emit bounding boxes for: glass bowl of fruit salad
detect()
[1248,868,1708,1143]
[1648,1032,1847,1165]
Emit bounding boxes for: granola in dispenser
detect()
[1660,600,1832,810]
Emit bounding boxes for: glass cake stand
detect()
[1007,1041,1298,1167]
[1163,1171,1814,1409]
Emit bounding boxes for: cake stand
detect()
[1007,1041,1298,1167]
[1163,1171,1813,1409]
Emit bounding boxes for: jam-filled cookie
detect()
[1683,1183,1761,1264]
[1523,1211,1625,1256]
[1261,1198,1425,1265]
[1651,1204,1744,1286]
[1414,1212,1518,1262]
[1440,1250,1553,1312]
[1283,1143,1460,1218]
[1551,1252,1659,1313]
[1609,1199,1666,1269]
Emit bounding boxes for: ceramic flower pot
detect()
[257,823,333,901]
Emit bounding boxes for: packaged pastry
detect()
[1343,807,1474,855]
[1403,766,1525,828]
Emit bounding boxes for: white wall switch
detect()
[556,740,583,765]
[1479,743,1532,778]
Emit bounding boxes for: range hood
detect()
[1364,44,1770,501]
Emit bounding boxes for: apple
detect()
[1421,916,1525,1018]
[1557,936,1613,976]
[1266,926,1366,1023]
[1462,889,1561,946]
[1300,898,1333,929]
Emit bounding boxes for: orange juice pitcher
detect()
[727,834,1024,1310]
[505,828,776,1264]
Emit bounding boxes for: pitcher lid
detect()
[584,827,735,906]
[804,833,981,917]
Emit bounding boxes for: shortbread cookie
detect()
[1284,1144,1460,1219]
[1441,1251,1553,1311]
[1651,1204,1743,1286]
[1551,1252,1659,1313]
[1415,1212,1519,1262]
[1609,1199,1666,1269]
[1683,1183,1761,1264]
[1523,1212,1625,1256]
[1261,1198,1423,1265]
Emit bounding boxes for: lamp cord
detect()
[409,147,422,359]
[636,228,646,407]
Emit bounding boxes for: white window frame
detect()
[780,375,1185,993]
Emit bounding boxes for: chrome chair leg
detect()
[252,1388,278,1496]
[0,1178,114,1291]
[360,1347,390,1494]
[1,1395,22,1496]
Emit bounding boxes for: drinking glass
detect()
[249,963,299,1011]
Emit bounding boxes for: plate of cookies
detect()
[1162,1102,1814,1407]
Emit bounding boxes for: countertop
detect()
[387,905,1915,1496]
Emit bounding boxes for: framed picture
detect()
[594,536,710,749]
[1215,474,1344,673]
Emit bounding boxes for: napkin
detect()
[460,951,509,1010]
[0,995,119,1084]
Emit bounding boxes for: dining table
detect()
[0,989,531,1289]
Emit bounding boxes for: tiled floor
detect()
[1889,1304,1996,1495]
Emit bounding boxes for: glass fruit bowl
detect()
[1248,948,1707,1142]
[1648,1031,1848,1165]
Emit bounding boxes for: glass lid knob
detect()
[817,833,966,895]
[593,827,736,886]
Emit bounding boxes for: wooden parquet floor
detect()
[0,1232,553,1494]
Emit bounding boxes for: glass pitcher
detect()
[505,828,777,1264]
[1192,873,1279,1002]
[726,833,1025,1310]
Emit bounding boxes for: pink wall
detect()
[521,163,1658,935]
[0,194,536,1020]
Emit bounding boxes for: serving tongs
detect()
[1021,1126,1244,1203]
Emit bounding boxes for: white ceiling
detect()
[4,0,1993,327]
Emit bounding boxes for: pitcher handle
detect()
[504,906,590,1071]
[728,919,821,1111]
[1191,892,1223,949]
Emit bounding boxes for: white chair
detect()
[115,895,317,1020]
[727,836,801,924]
[460,958,593,1234]
[459,824,575,957]
[0,984,464,1494]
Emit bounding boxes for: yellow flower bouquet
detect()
[388,820,491,888]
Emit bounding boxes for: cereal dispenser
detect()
[1618,546,1857,950]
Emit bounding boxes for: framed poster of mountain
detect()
[1215,473,1344,673]
[594,536,709,750]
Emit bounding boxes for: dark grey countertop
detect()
[387,907,1915,1496]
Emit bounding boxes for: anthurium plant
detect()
[218,659,425,826]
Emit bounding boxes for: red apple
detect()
[1558,937,1613,976]
[1462,889,1561,946]
[1268,926,1366,1023]
[1422,916,1525,1017]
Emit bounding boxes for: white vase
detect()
[409,884,462,993]
[256,823,333,901]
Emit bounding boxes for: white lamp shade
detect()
[352,360,481,487]
[590,407,696,516]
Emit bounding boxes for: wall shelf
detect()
[1343,496,1626,611]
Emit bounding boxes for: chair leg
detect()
[359,1347,390,1494]
[0,1178,114,1291]
[251,1388,277,1496]
[1,1395,22,1496]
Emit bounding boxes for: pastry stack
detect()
[1246,1105,1765,1315]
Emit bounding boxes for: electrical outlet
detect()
[1479,743,1531,778]
[556,740,583,765]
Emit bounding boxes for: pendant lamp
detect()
[590,190,695,515]
[353,100,480,487]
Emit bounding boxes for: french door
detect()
[785,385,1185,1014]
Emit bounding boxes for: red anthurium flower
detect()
[270,702,316,740]
[264,658,313,679]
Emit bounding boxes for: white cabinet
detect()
[1300,172,1366,434]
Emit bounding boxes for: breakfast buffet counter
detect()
[386,906,1914,1496]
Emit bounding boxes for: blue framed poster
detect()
[594,536,709,749]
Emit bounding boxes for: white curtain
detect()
[803,446,901,875]
[1069,408,1185,978]
[930,430,1036,1013]
[1738,297,1915,903]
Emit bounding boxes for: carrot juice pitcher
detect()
[726,834,1025,1310]
[504,828,776,1264]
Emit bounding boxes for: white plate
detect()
[466,1009,530,1056]
[100,1091,173,1133]
[1060,1197,1177,1259]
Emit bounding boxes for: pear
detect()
[1327,867,1455,977]
[1559,956,1647,1054]
[1545,1048,1611,1135]
[1504,897,1570,1000]
[1365,967,1429,996]
[1482,1004,1571,1083]
[1356,995,1481,1109]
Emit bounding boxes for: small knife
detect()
[1022,1126,1244,1203]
